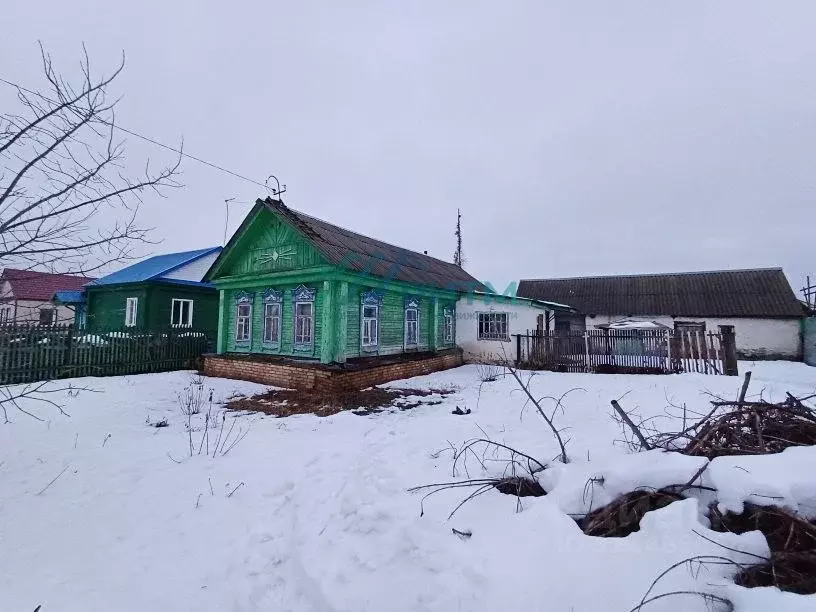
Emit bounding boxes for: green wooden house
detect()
[204,198,485,364]
[84,247,223,331]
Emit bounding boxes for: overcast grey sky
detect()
[2,1,814,294]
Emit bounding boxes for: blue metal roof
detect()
[53,290,86,304]
[90,247,222,287]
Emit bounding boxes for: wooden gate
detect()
[515,327,737,376]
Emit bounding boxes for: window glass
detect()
[405,308,418,345]
[125,297,138,327]
[362,305,378,347]
[263,302,281,343]
[171,299,193,327]
[478,312,508,340]
[295,302,313,345]
[235,303,251,342]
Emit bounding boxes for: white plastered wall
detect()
[456,295,549,363]
[585,314,801,360]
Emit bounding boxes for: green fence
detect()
[0,324,215,384]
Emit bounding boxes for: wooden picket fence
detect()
[514,328,738,376]
[0,324,215,385]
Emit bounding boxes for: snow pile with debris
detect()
[1,361,815,611]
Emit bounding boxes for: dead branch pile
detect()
[612,371,816,458]
[735,551,816,594]
[683,394,816,458]
[710,503,816,595]
[580,491,684,538]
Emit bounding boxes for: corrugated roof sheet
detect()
[91,247,221,286]
[53,290,86,304]
[1,269,95,301]
[264,198,486,292]
[517,268,804,318]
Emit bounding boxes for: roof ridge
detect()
[519,267,785,283]
[265,198,464,270]
[2,267,96,279]
[151,246,222,280]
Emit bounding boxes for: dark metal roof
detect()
[264,198,485,292]
[517,268,804,318]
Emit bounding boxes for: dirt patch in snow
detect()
[226,386,455,418]
[493,476,546,497]
[579,491,685,538]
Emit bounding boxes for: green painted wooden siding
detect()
[149,285,219,331]
[346,283,361,358]
[210,206,462,363]
[86,285,149,329]
[344,288,452,357]
[217,208,325,277]
[223,284,323,359]
[86,284,218,331]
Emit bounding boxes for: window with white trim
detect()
[0,305,12,323]
[443,308,454,343]
[294,302,313,346]
[171,298,193,327]
[362,305,378,347]
[235,302,252,342]
[478,312,508,341]
[405,307,418,346]
[263,302,281,343]
[39,307,57,326]
[125,297,138,327]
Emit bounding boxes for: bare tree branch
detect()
[0,43,181,277]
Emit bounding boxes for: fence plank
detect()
[514,327,728,376]
[0,325,213,384]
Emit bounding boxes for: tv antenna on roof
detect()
[265,175,286,199]
[223,198,235,246]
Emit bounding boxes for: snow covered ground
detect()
[1,361,815,612]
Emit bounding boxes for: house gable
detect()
[208,206,327,281]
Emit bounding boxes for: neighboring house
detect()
[84,247,222,330]
[204,197,485,364]
[0,268,95,325]
[456,291,574,362]
[518,268,806,360]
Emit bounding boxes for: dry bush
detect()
[710,503,816,595]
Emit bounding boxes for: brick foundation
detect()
[202,349,463,391]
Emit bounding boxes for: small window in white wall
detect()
[171,299,193,327]
[0,305,12,323]
[125,297,138,327]
[478,312,509,341]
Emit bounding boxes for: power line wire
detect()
[0,75,271,191]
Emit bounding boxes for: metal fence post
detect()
[515,334,521,367]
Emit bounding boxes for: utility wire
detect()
[0,76,270,191]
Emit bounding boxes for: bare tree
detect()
[0,44,182,420]
[453,208,464,268]
[0,43,181,277]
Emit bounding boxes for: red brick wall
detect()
[202,351,463,391]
